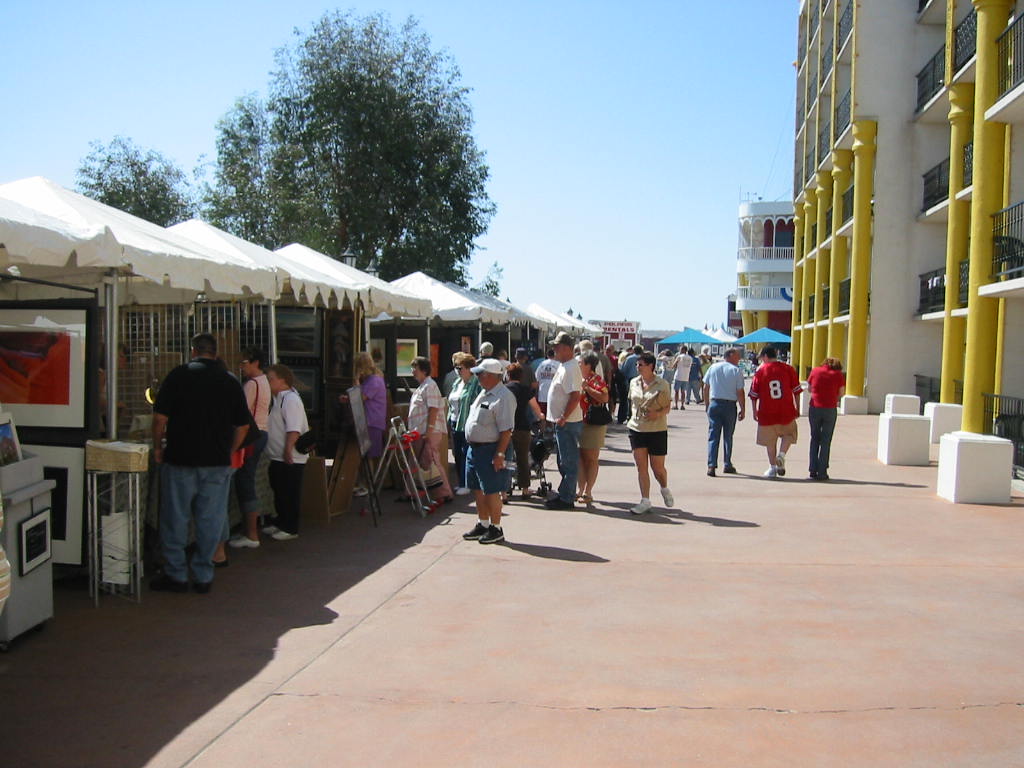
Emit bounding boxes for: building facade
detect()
[791,0,1024,473]
[735,201,796,336]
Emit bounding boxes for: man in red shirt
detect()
[806,357,847,481]
[748,345,802,478]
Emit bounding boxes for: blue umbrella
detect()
[658,328,719,345]
[734,327,792,344]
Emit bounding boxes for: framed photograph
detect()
[23,444,85,565]
[395,339,418,376]
[326,309,354,381]
[0,412,22,466]
[0,308,88,429]
[19,507,52,576]
[275,307,320,358]
[369,337,386,374]
[290,366,321,414]
[460,335,472,354]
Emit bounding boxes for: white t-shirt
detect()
[408,376,445,435]
[266,389,309,464]
[547,358,583,423]
[674,354,693,382]
[535,358,559,403]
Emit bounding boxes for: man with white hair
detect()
[545,331,583,510]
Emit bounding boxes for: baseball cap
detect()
[549,331,574,347]
[470,358,505,375]
[515,347,528,357]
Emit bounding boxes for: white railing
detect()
[736,286,791,300]
[737,247,795,261]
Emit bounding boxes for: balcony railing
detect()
[997,13,1024,98]
[917,267,947,314]
[838,277,851,314]
[835,89,851,137]
[918,0,929,12]
[842,185,854,224]
[808,293,816,320]
[992,201,1024,280]
[922,157,950,211]
[735,286,792,301]
[821,285,830,318]
[818,120,831,165]
[805,145,816,181]
[821,39,834,86]
[958,259,970,305]
[954,379,964,405]
[825,206,833,238]
[838,2,853,46]
[963,141,974,188]
[738,247,795,261]
[914,375,941,412]
[953,10,978,72]
[982,393,1024,478]
[810,222,818,246]
[809,6,819,39]
[916,44,945,111]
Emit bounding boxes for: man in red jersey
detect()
[748,345,802,478]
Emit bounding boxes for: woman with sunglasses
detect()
[626,351,674,515]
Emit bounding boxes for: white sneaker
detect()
[270,530,298,541]
[776,453,786,476]
[660,487,674,507]
[353,486,369,497]
[261,524,281,535]
[228,535,260,549]
[455,487,471,496]
[630,499,653,515]
[763,466,779,479]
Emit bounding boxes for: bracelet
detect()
[496,452,504,457]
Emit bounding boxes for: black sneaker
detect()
[193,581,213,594]
[808,471,818,480]
[723,465,738,474]
[544,497,575,510]
[707,467,716,477]
[463,522,489,540]
[479,526,505,545]
[150,575,188,593]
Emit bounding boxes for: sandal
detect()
[578,494,593,504]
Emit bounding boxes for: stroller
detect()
[523,420,556,498]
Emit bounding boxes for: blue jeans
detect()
[451,428,469,487]
[808,406,838,475]
[160,464,234,584]
[687,380,702,404]
[707,399,738,469]
[554,420,583,502]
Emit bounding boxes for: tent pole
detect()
[268,300,278,363]
[478,320,483,354]
[105,271,118,439]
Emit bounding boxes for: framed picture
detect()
[19,508,52,576]
[290,366,321,414]
[460,335,472,354]
[0,308,88,429]
[369,337,386,374]
[23,444,85,565]
[395,339,418,376]
[326,309,354,381]
[275,307,320,358]
[0,412,22,466]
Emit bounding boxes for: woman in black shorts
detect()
[626,352,674,515]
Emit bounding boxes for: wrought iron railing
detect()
[997,13,1024,98]
[992,201,1024,280]
[835,89,851,137]
[922,157,950,212]
[963,141,974,188]
[918,0,930,12]
[958,259,970,305]
[838,277,851,314]
[821,285,830,318]
[842,185,854,224]
[914,375,941,412]
[808,293,816,320]
[954,379,964,405]
[805,145,816,181]
[917,268,946,314]
[825,206,833,238]
[809,6,819,40]
[811,222,818,246]
[954,10,978,73]
[917,44,945,111]
[838,2,853,47]
[821,39,834,87]
[982,393,1024,478]
[818,120,831,165]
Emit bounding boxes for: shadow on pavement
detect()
[587,503,760,528]
[502,542,610,562]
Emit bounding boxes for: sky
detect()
[1,0,796,332]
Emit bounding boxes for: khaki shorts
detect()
[756,420,798,446]
[580,423,607,450]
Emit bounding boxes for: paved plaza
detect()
[3,407,1023,767]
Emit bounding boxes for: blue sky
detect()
[1,0,796,331]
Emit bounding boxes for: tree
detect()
[475,261,503,297]
[205,11,495,282]
[76,136,195,226]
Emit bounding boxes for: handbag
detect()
[585,402,612,426]
[294,429,317,455]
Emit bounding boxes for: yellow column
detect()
[800,191,817,378]
[812,171,832,368]
[940,83,974,402]
[962,0,1013,432]
[757,310,769,329]
[741,311,753,336]
[828,150,853,360]
[846,120,877,398]
[791,211,805,371]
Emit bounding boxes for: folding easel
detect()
[374,415,432,517]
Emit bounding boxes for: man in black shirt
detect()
[151,333,250,593]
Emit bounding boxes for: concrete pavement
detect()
[2,406,1023,766]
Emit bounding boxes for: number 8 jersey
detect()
[748,360,802,425]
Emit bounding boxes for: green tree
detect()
[475,261,503,297]
[206,11,494,282]
[76,136,195,226]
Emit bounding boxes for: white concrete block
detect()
[840,395,869,415]
[799,386,810,417]
[937,431,1014,504]
[885,393,921,415]
[877,413,931,466]
[924,402,963,444]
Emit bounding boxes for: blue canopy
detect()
[658,328,719,345]
[734,327,792,344]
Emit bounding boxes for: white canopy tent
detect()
[391,271,521,325]
[526,302,583,333]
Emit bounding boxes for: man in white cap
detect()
[544,331,583,510]
[461,358,516,545]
